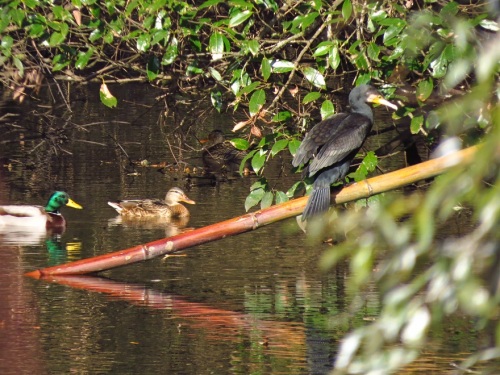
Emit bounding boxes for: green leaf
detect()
[288,139,301,156]
[362,151,378,172]
[320,100,335,120]
[162,44,178,65]
[209,67,223,81]
[271,139,289,157]
[313,41,334,57]
[245,187,265,211]
[231,138,250,150]
[99,83,118,108]
[328,46,341,70]
[261,57,271,81]
[52,54,70,71]
[303,67,326,90]
[249,89,266,116]
[209,32,224,60]
[49,32,65,46]
[271,60,295,73]
[251,150,267,174]
[229,10,253,28]
[261,191,274,209]
[410,114,424,134]
[199,0,223,9]
[1,35,14,50]
[75,49,94,70]
[275,191,289,204]
[210,91,222,112]
[240,150,256,175]
[342,0,352,20]
[137,34,150,52]
[417,79,434,102]
[367,42,380,61]
[246,40,259,55]
[272,111,292,122]
[383,24,404,45]
[147,56,160,81]
[303,91,321,104]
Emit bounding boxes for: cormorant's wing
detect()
[307,113,372,175]
[292,113,350,167]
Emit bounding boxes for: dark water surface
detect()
[0,84,483,374]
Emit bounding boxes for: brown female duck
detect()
[201,130,249,173]
[107,187,195,219]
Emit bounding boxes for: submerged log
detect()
[25,144,482,278]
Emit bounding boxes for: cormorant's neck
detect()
[350,101,374,122]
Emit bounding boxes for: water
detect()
[0,83,484,374]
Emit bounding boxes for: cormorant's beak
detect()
[67,198,83,209]
[181,196,196,205]
[369,94,398,110]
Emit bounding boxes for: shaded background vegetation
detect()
[1,0,499,373]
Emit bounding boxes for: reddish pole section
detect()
[25,145,483,278]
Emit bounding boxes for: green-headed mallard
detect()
[201,130,249,173]
[107,187,195,218]
[0,191,83,229]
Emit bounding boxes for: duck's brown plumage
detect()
[202,130,249,173]
[107,187,195,219]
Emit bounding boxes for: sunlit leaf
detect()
[99,82,118,108]
[342,0,352,20]
[275,191,288,204]
[328,46,341,69]
[199,0,222,9]
[303,91,321,104]
[249,89,265,116]
[313,41,334,57]
[231,138,250,150]
[137,34,150,52]
[229,10,252,28]
[320,100,335,120]
[210,91,222,112]
[417,78,434,102]
[271,59,295,73]
[272,111,292,122]
[261,57,271,81]
[209,32,224,60]
[245,187,265,211]
[271,139,289,157]
[303,67,326,90]
[411,114,424,134]
[288,139,301,156]
[75,48,94,70]
[162,44,178,65]
[209,67,223,81]
[260,191,273,209]
[49,31,65,46]
[251,150,267,174]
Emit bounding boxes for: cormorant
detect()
[292,84,397,221]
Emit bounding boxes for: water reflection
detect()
[0,83,485,374]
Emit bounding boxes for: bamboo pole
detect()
[25,145,482,278]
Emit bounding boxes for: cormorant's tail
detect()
[302,186,330,221]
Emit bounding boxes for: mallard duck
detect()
[107,187,195,218]
[201,130,249,173]
[0,191,83,229]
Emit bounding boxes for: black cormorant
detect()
[292,84,397,221]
